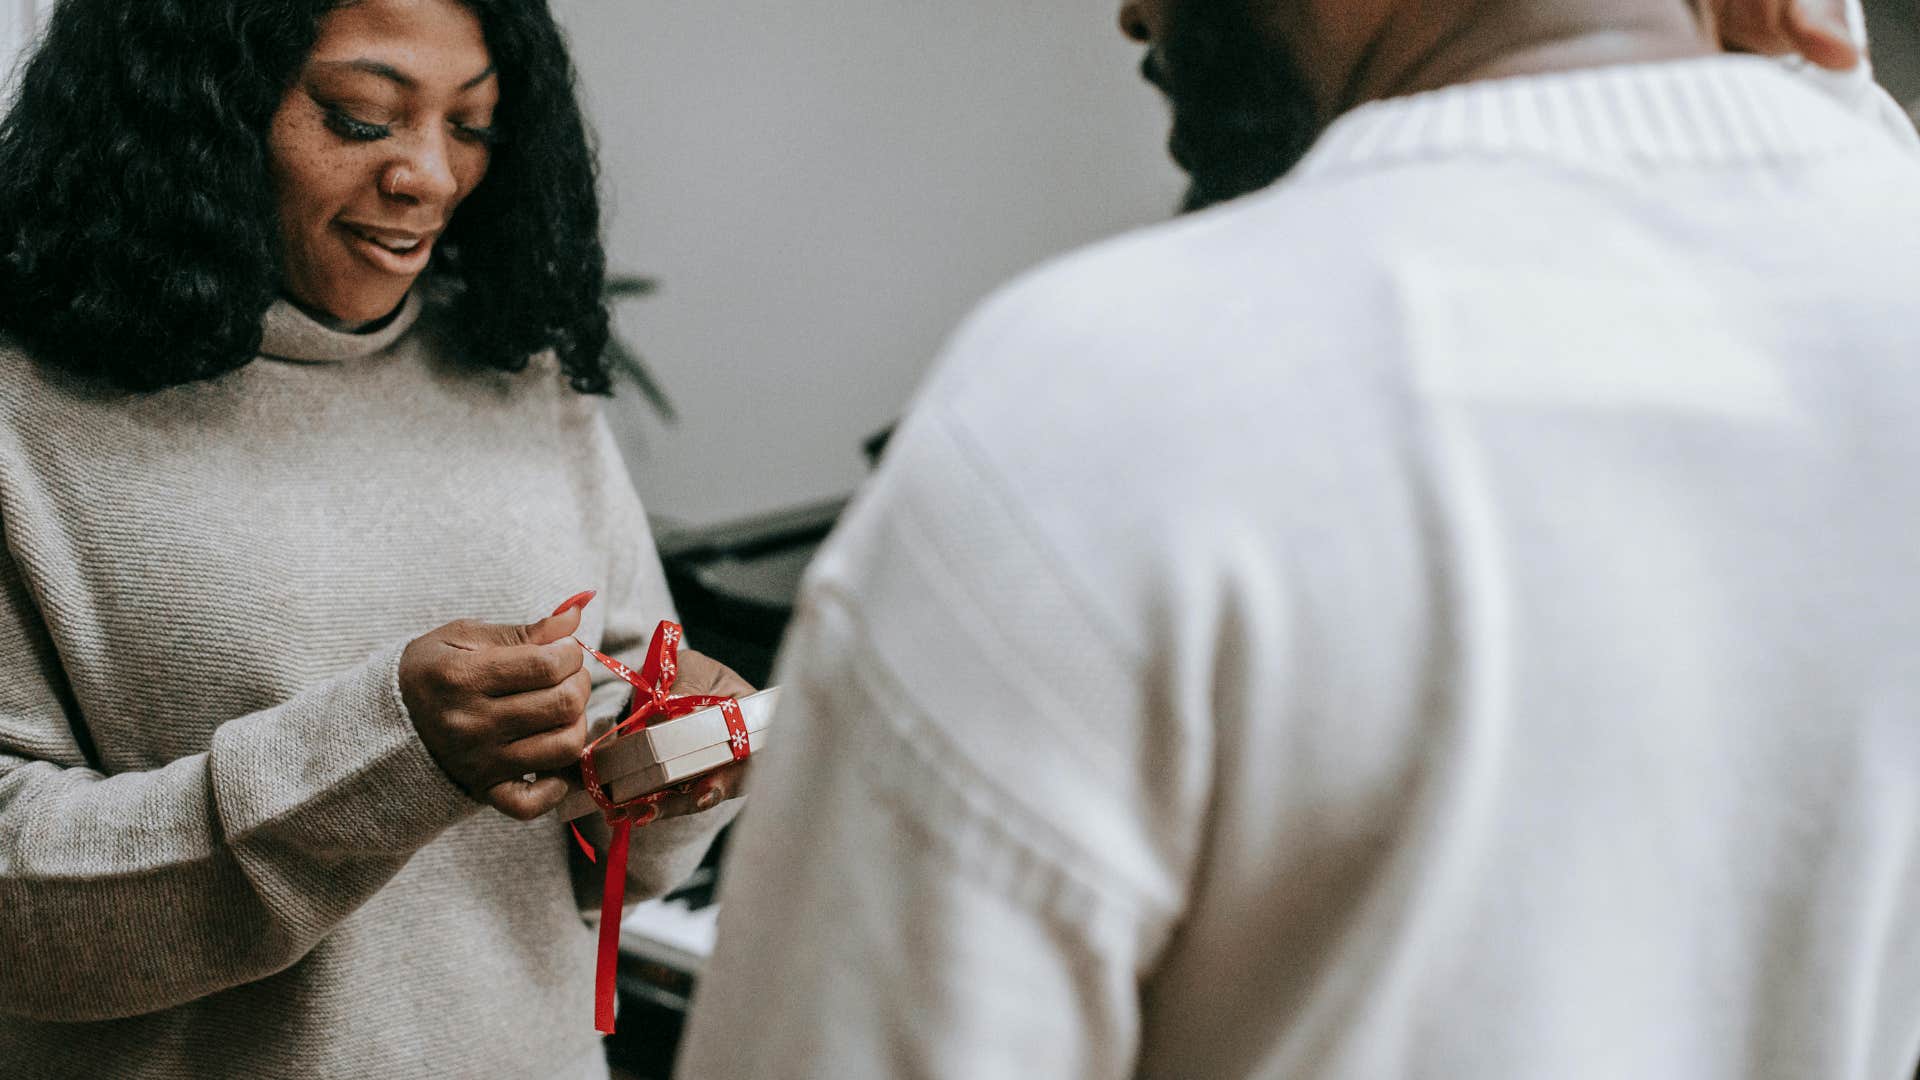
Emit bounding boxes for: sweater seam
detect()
[1290,137,1891,189]
[804,580,1178,922]
[923,400,1151,672]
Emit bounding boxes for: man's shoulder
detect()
[945,179,1393,374]
[840,180,1427,640]
[913,177,1416,470]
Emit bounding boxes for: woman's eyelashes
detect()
[454,120,500,146]
[322,105,390,142]
[319,102,499,146]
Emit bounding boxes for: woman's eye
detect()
[322,107,391,142]
[453,121,500,147]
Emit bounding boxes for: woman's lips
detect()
[339,221,436,275]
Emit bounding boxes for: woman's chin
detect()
[286,287,413,332]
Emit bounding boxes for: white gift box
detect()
[555,687,778,821]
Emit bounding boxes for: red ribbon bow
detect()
[567,612,751,1035]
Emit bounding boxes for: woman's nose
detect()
[1118,1,1153,44]
[381,132,460,204]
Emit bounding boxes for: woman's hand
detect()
[399,605,592,821]
[1708,0,1860,71]
[630,646,758,826]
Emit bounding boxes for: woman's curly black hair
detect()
[0,0,613,393]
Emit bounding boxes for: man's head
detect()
[1127,1,1319,213]
[1122,0,1863,213]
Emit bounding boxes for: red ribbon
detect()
[570,616,750,1035]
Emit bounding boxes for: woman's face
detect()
[267,0,498,325]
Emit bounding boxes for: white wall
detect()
[555,1,1185,527]
[0,0,53,107]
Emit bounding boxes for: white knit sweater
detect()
[681,57,1920,1080]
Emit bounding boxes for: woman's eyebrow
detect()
[310,59,497,91]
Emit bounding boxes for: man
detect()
[680,1,1920,1076]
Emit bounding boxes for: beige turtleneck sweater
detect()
[0,295,732,1078]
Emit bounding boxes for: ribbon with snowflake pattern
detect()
[555,597,751,1034]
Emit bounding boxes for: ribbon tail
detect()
[570,822,597,864]
[594,817,633,1034]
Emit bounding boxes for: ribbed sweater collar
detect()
[259,291,423,363]
[1294,56,1905,183]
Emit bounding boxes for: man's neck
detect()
[1323,3,1719,119]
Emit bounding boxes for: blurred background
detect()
[558,0,1185,529]
[1867,0,1920,104]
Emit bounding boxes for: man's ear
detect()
[1784,0,1862,69]
[1708,0,1861,71]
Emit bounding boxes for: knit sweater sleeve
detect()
[0,535,480,1022]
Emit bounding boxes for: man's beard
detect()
[1145,2,1322,213]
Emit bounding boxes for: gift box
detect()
[555,687,779,821]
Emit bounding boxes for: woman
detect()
[0,0,744,1075]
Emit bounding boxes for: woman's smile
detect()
[338,220,439,275]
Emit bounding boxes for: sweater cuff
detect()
[209,639,478,853]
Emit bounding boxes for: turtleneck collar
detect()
[1293,56,1912,185]
[259,291,424,363]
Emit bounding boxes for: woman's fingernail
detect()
[551,590,597,617]
[695,787,722,811]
